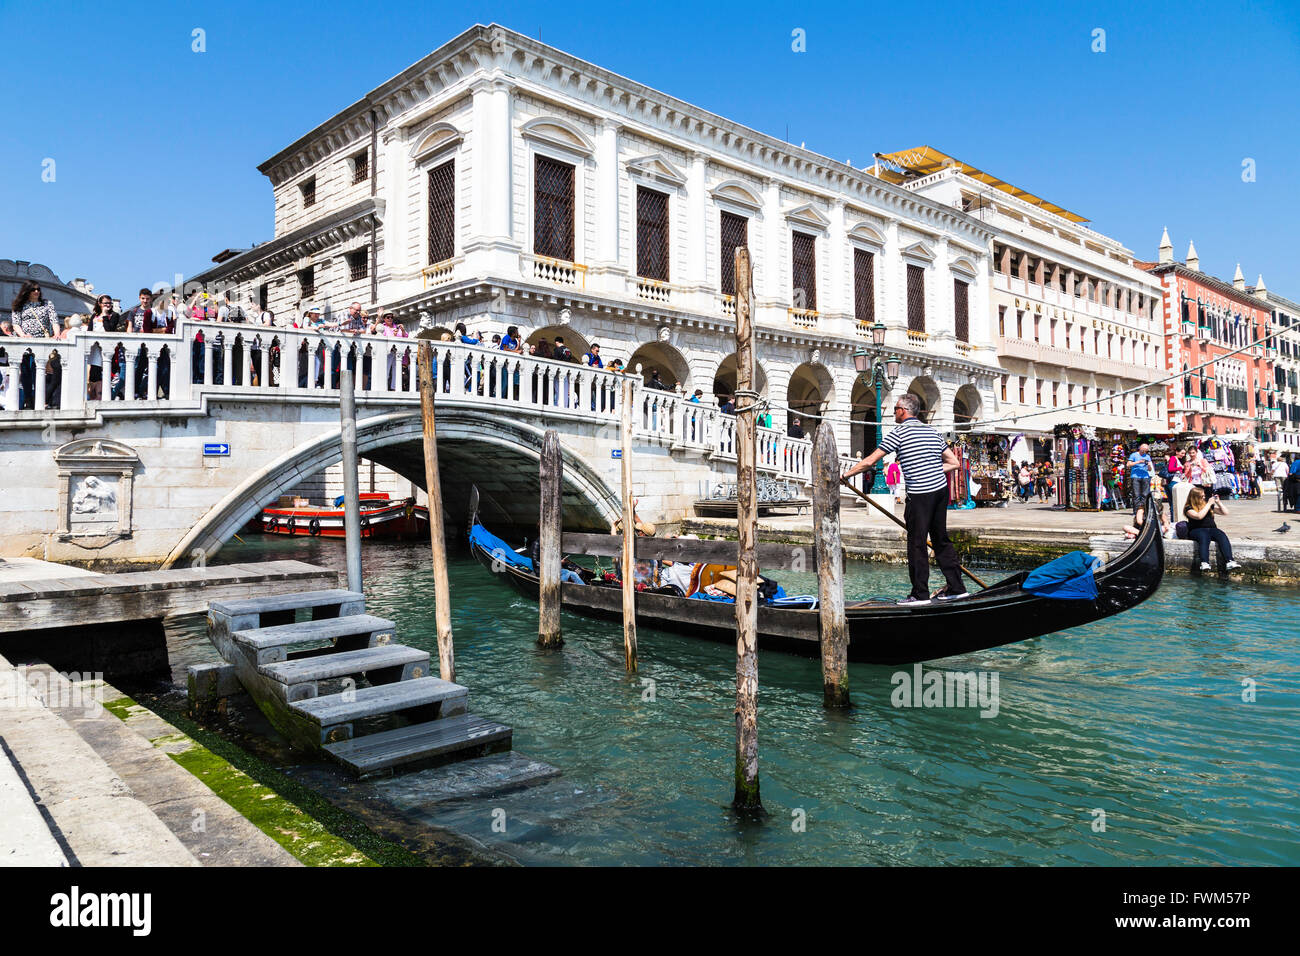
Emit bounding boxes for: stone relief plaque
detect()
[54,438,140,546]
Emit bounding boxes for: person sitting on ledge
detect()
[1182,486,1242,572]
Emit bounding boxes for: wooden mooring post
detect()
[812,423,849,708]
[538,429,564,648]
[620,377,638,672]
[418,341,455,682]
[339,367,363,594]
[733,246,761,813]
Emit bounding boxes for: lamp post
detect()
[852,321,901,496]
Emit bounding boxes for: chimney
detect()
[1186,241,1199,271]
[1233,264,1246,291]
[1158,227,1173,264]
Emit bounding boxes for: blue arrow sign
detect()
[611,449,622,459]
[203,443,230,456]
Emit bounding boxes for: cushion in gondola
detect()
[1022,551,1102,600]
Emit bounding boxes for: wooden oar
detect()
[839,476,989,591]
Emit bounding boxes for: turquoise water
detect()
[209,534,1299,866]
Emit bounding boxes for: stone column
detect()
[760,178,784,313]
[684,151,708,301]
[826,199,847,325]
[466,77,518,276]
[592,118,621,287]
[146,351,159,400]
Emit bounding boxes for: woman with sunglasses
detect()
[10,280,62,408]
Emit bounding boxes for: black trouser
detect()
[903,488,965,599]
[1189,527,1233,566]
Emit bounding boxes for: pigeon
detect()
[1275,522,1291,534]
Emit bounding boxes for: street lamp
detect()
[853,321,900,495]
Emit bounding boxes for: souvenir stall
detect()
[1195,437,1254,498]
[946,442,975,509]
[952,433,1013,507]
[1054,425,1137,510]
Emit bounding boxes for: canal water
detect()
[175,533,1298,866]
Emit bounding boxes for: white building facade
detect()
[872,151,1168,440]
[191,24,1000,457]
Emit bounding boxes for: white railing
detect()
[1,319,867,490]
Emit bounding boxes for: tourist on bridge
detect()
[844,392,966,605]
[552,335,575,362]
[689,389,703,404]
[787,417,805,439]
[647,368,671,391]
[499,325,522,353]
[583,343,603,368]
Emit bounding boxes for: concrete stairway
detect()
[208,590,510,777]
[0,654,197,867]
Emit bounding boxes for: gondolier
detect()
[843,393,966,605]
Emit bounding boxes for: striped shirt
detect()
[879,418,950,494]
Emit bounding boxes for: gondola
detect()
[466,488,1164,665]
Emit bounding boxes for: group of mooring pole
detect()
[335,252,846,816]
[530,248,850,815]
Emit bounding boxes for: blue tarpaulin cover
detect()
[1022,551,1102,600]
[469,524,534,572]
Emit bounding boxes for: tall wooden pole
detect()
[620,377,638,672]
[813,422,849,708]
[733,246,761,812]
[538,429,564,648]
[339,367,363,595]
[418,341,454,682]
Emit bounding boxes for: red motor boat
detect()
[259,493,429,540]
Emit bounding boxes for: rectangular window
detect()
[855,249,876,325]
[1001,376,1008,402]
[953,279,969,342]
[1018,377,1026,404]
[1033,315,1040,343]
[1068,384,1075,406]
[998,305,1006,337]
[352,149,369,186]
[348,247,369,282]
[427,160,456,264]
[1016,310,1024,338]
[1050,319,1057,347]
[534,154,575,261]
[791,231,818,310]
[300,177,316,208]
[1052,382,1059,407]
[258,284,268,313]
[1036,380,1043,406]
[906,264,925,332]
[719,211,748,296]
[636,186,670,281]
[297,266,314,300]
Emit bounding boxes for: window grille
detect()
[300,177,316,208]
[791,232,817,310]
[953,279,969,342]
[534,155,575,261]
[854,249,875,325]
[719,212,748,296]
[348,248,369,282]
[353,150,369,185]
[298,266,314,300]
[906,264,925,332]
[427,160,456,264]
[636,186,670,281]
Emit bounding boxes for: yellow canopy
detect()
[874,146,1089,223]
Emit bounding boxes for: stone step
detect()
[258,645,430,691]
[288,677,469,745]
[0,656,199,867]
[232,614,396,664]
[0,742,69,866]
[210,588,365,620]
[323,713,512,777]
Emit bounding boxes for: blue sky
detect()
[6,0,1299,301]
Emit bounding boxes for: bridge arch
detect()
[162,408,620,567]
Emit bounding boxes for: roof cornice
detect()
[1146,263,1272,312]
[257,24,994,241]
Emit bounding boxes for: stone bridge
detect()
[0,320,859,569]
